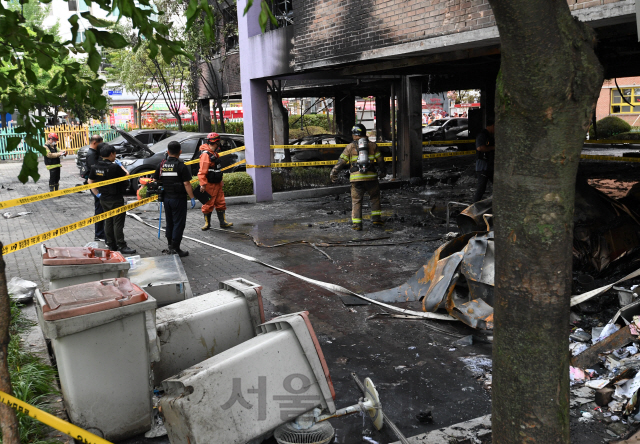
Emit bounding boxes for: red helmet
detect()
[48,132,59,141]
[207,132,220,144]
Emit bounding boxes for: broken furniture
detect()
[153,278,265,386]
[34,278,157,441]
[126,254,193,306]
[160,311,338,444]
[41,244,130,290]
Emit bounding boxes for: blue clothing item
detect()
[164,198,187,247]
[190,198,196,209]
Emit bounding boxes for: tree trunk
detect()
[488,1,603,443]
[174,113,183,131]
[0,242,20,444]
[216,101,226,133]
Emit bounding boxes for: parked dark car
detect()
[75,128,175,171]
[422,118,468,141]
[119,132,245,191]
[289,134,352,162]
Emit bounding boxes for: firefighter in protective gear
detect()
[44,133,66,191]
[198,132,233,230]
[330,124,386,231]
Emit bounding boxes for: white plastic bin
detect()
[126,255,193,307]
[41,244,130,290]
[35,278,157,441]
[153,278,264,386]
[160,311,336,444]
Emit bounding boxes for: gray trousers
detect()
[100,197,127,249]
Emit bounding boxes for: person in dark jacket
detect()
[44,133,66,191]
[473,120,495,203]
[88,144,136,254]
[153,141,196,257]
[85,135,106,241]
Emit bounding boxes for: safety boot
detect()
[164,239,175,255]
[372,219,385,228]
[172,242,189,258]
[352,223,363,231]
[217,210,233,228]
[201,213,212,231]
[49,185,55,192]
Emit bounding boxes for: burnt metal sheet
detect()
[457,198,493,234]
[365,232,477,303]
[422,252,464,312]
[450,298,494,330]
[461,233,495,286]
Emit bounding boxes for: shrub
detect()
[181,123,199,132]
[289,114,333,132]
[271,167,338,191]
[289,126,326,140]
[589,116,631,139]
[139,172,254,199]
[223,122,244,135]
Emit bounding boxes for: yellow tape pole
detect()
[2,196,157,255]
[0,390,112,444]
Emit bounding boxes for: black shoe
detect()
[94,237,105,242]
[174,248,189,258]
[119,246,136,255]
[107,245,118,251]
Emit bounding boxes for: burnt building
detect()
[195,0,639,200]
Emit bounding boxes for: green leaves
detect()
[80,11,114,28]
[90,29,128,49]
[17,152,40,184]
[4,137,22,153]
[259,1,277,32]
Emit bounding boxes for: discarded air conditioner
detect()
[160,312,385,444]
[126,254,193,306]
[41,244,130,290]
[34,278,157,441]
[153,278,265,386]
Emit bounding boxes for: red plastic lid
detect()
[297,311,336,400]
[41,278,148,321]
[42,246,127,266]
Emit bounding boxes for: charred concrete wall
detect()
[292,0,628,69]
[196,52,242,100]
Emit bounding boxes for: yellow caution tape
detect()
[580,154,640,162]
[272,160,339,168]
[222,159,247,170]
[422,139,475,145]
[246,164,271,168]
[270,144,348,149]
[584,139,640,144]
[423,150,476,159]
[2,196,157,256]
[0,390,112,444]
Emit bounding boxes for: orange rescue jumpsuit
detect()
[197,144,226,214]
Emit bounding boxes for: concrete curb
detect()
[225,180,409,206]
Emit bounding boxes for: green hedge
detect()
[613,131,640,140]
[138,172,254,198]
[589,116,632,139]
[289,114,332,132]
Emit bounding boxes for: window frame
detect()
[610,88,640,114]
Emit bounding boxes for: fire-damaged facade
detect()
[192,0,640,201]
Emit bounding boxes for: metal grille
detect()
[274,421,334,444]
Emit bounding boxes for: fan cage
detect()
[274,421,335,444]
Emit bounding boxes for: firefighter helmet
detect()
[207,132,221,144]
[351,124,366,137]
[48,132,59,141]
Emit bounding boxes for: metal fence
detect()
[0,124,126,160]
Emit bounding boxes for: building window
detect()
[68,0,78,11]
[611,88,640,114]
[75,31,86,43]
[78,0,89,12]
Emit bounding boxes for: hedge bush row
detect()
[289,126,327,140]
[138,172,254,199]
[289,114,333,132]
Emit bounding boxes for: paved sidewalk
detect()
[1,156,497,444]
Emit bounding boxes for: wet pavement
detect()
[2,152,639,443]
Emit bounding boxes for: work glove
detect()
[330,174,337,183]
[190,198,196,209]
[115,159,122,166]
[200,186,206,193]
[96,193,101,198]
[378,170,386,180]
